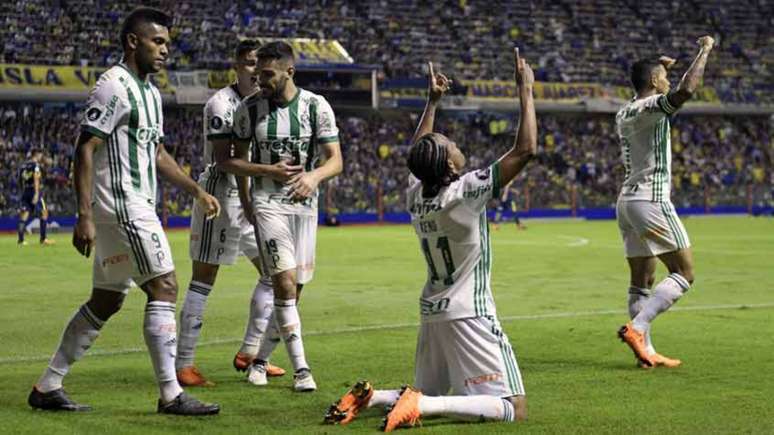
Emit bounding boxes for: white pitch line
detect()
[1,302,772,365]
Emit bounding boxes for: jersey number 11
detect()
[421,236,456,285]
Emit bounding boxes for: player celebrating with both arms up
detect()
[615,36,715,368]
[326,48,536,431]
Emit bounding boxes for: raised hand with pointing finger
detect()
[427,62,452,103]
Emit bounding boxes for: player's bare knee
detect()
[272,272,296,299]
[87,290,126,321]
[192,261,219,286]
[508,395,527,421]
[144,272,179,302]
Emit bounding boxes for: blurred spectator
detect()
[1,102,770,217]
[0,0,771,103]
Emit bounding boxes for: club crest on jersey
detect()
[210,116,223,130]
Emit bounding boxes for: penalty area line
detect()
[1,302,773,365]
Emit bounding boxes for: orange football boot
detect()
[618,322,654,367]
[176,366,215,387]
[233,352,286,376]
[324,380,374,425]
[382,386,422,432]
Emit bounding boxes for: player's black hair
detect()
[120,7,172,51]
[630,58,663,93]
[235,39,261,60]
[28,147,43,156]
[256,41,295,64]
[408,133,459,198]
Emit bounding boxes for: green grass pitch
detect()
[0,216,772,434]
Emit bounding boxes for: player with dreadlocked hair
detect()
[407,133,461,198]
[325,49,537,431]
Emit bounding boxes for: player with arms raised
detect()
[28,7,220,415]
[325,48,536,431]
[176,39,286,388]
[615,36,715,368]
[222,41,343,392]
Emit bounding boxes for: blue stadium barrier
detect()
[2,206,771,232]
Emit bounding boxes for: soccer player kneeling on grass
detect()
[325,49,536,431]
[615,36,714,368]
[28,7,220,415]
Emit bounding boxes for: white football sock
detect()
[37,304,104,393]
[628,286,655,354]
[144,301,183,403]
[418,395,517,422]
[368,389,401,408]
[632,273,691,333]
[240,281,274,356]
[176,281,211,369]
[255,312,281,363]
[274,298,309,372]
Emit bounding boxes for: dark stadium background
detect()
[1,0,771,231]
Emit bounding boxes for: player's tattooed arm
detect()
[288,140,342,201]
[156,143,221,218]
[218,138,302,182]
[72,132,103,257]
[668,36,714,108]
[411,61,451,144]
[497,48,537,187]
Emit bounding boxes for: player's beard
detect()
[268,76,287,102]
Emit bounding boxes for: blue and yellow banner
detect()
[0,64,173,93]
[380,79,720,103]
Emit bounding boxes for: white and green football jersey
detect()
[198,85,258,202]
[407,163,502,323]
[615,94,679,203]
[234,88,339,216]
[81,63,164,223]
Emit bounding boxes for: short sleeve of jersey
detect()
[651,94,679,116]
[205,95,233,140]
[154,87,165,142]
[657,94,679,115]
[232,100,252,141]
[81,76,126,139]
[457,162,501,213]
[314,96,339,144]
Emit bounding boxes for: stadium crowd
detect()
[1,0,771,103]
[1,102,770,218]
